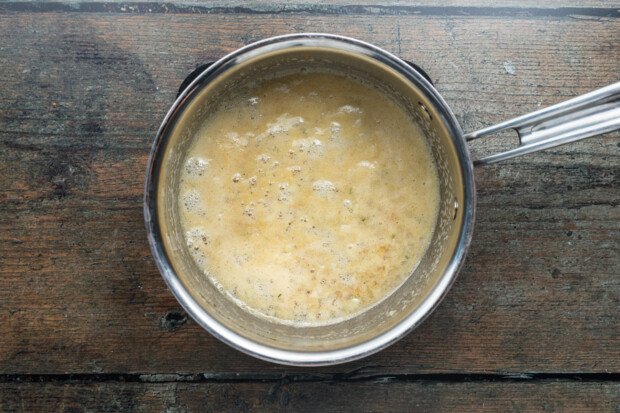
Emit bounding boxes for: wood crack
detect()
[0,372,618,384]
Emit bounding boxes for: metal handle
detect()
[465,82,620,165]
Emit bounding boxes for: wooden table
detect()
[1,1,618,411]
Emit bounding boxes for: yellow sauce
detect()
[179,72,440,326]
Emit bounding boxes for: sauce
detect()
[178,72,440,326]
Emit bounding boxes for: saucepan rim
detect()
[144,33,476,366]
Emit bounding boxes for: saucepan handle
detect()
[465,82,620,165]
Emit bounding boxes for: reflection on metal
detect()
[466,82,620,165]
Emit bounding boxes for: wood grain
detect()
[0,11,618,376]
[1,1,618,10]
[0,380,618,412]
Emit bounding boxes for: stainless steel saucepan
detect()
[144,33,620,365]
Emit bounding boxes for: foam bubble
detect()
[186,228,209,265]
[338,105,362,114]
[357,160,376,169]
[182,189,205,215]
[312,180,337,196]
[275,85,290,93]
[209,275,225,293]
[256,153,271,164]
[248,96,260,105]
[190,249,207,266]
[257,115,304,141]
[313,127,325,136]
[186,227,210,251]
[272,115,304,132]
[227,131,248,147]
[277,182,291,202]
[243,202,255,218]
[343,199,353,212]
[184,157,210,177]
[350,297,361,306]
[292,138,324,158]
[339,273,356,285]
[330,122,341,141]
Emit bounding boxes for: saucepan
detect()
[144,33,620,365]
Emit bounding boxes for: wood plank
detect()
[1,1,617,11]
[0,381,618,412]
[0,12,618,374]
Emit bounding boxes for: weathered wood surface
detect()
[1,1,618,10]
[0,5,618,381]
[0,380,618,412]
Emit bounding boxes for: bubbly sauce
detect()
[179,72,440,326]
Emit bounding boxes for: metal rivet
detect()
[418,102,433,121]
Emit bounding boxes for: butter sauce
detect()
[179,72,440,326]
